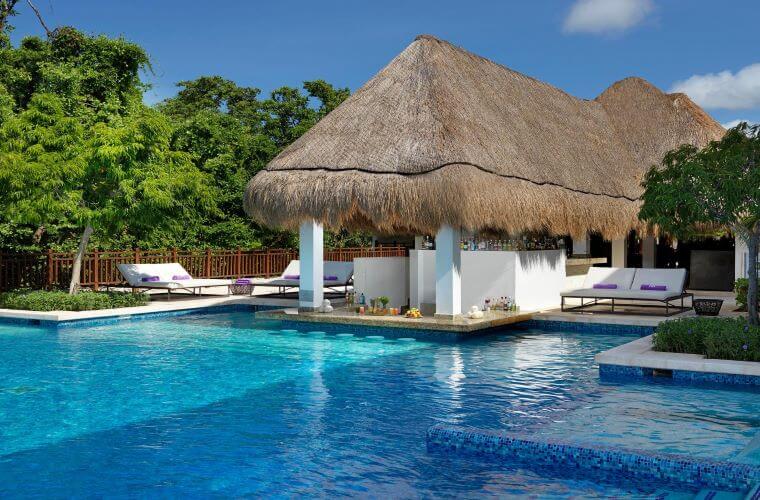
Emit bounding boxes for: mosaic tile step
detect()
[426,425,760,492]
[600,363,760,388]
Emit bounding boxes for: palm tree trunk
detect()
[747,227,759,326]
[68,225,94,295]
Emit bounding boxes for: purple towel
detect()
[641,284,667,291]
[324,275,339,281]
[141,276,160,282]
[172,274,191,281]
[235,278,252,285]
[283,274,300,280]
[593,283,617,289]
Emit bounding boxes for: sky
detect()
[9,0,760,127]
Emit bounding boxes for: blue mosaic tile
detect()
[525,319,654,337]
[599,363,653,379]
[599,363,760,388]
[671,368,760,387]
[426,425,760,492]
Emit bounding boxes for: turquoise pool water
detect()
[0,310,757,497]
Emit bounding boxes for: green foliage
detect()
[640,122,760,324]
[0,289,148,311]
[0,19,365,253]
[159,75,355,249]
[735,278,759,311]
[653,317,760,361]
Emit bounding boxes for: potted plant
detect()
[378,296,390,313]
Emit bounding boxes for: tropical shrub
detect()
[653,317,760,361]
[0,290,149,311]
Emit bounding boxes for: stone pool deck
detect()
[257,306,534,333]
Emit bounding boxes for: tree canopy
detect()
[0,20,363,253]
[639,122,760,324]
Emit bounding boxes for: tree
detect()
[159,76,357,249]
[0,25,217,292]
[639,123,760,324]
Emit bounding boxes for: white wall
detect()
[514,250,566,310]
[353,257,409,309]
[461,251,517,312]
[410,250,566,312]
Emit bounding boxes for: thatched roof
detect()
[244,35,724,238]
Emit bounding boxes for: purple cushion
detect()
[593,283,617,289]
[141,276,160,282]
[641,284,667,291]
[324,275,339,281]
[172,274,191,281]
[235,278,252,285]
[283,274,300,280]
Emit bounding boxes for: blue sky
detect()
[9,0,760,126]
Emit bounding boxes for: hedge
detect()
[0,290,149,312]
[653,317,760,362]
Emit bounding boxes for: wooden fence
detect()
[0,246,408,291]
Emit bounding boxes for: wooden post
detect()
[172,247,178,263]
[93,249,100,291]
[47,249,54,289]
[205,248,212,277]
[135,248,141,264]
[236,248,242,278]
[265,249,271,277]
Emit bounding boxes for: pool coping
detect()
[596,334,760,381]
[0,295,295,326]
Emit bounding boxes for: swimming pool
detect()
[0,309,757,497]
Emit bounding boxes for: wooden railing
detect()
[0,246,408,291]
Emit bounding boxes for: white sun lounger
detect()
[116,263,232,300]
[250,260,354,295]
[560,267,692,316]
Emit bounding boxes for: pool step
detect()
[426,425,760,493]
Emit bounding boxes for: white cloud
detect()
[563,0,654,35]
[721,119,757,129]
[670,63,760,110]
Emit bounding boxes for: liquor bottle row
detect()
[459,236,565,252]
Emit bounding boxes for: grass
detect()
[0,290,149,312]
[652,316,760,362]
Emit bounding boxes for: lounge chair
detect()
[560,267,692,316]
[116,263,232,301]
[249,260,354,296]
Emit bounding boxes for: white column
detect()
[571,234,590,256]
[642,236,656,268]
[611,238,627,268]
[736,237,748,279]
[435,225,462,318]
[299,220,324,311]
[414,236,425,250]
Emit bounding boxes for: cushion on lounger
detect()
[141,276,160,282]
[283,274,300,280]
[172,274,191,280]
[582,267,636,290]
[324,275,339,281]
[640,284,667,291]
[593,283,617,289]
[631,268,686,295]
[235,278,253,284]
